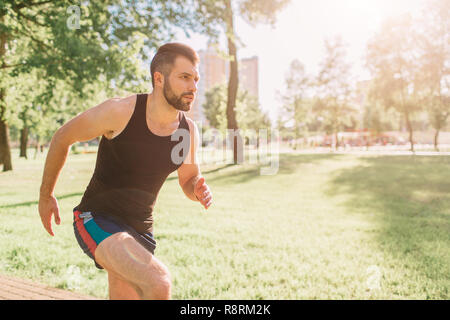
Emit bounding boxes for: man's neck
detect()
[146,91,179,127]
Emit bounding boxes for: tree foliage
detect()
[314,36,357,147]
[278,59,314,146]
[417,0,450,150]
[366,14,423,151]
[203,82,270,132]
[0,0,195,171]
[184,0,290,162]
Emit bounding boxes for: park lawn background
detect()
[0,148,449,299]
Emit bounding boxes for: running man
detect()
[38,43,212,299]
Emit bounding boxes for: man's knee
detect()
[142,267,171,299]
[94,231,172,299]
[151,275,172,299]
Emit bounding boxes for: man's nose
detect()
[188,80,197,94]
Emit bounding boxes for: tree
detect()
[188,0,290,163]
[314,36,356,149]
[203,83,228,131]
[239,91,271,132]
[417,0,450,151]
[0,0,194,171]
[203,82,270,132]
[278,59,313,149]
[366,14,423,152]
[363,96,400,135]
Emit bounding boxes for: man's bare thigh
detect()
[94,232,170,290]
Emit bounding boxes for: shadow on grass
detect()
[327,155,450,297]
[206,153,343,185]
[0,192,83,209]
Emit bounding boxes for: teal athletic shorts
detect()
[73,209,156,269]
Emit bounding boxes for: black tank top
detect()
[75,93,190,234]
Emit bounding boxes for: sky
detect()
[174,0,426,123]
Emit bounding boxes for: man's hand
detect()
[194,177,212,209]
[38,194,61,236]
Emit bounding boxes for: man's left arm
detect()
[177,118,212,209]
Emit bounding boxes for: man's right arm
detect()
[38,97,132,236]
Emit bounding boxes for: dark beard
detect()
[163,81,192,111]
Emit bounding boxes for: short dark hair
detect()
[150,42,200,88]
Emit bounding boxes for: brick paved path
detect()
[0,274,100,300]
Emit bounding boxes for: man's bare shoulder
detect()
[102,94,138,139]
[108,94,137,115]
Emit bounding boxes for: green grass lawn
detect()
[0,148,449,299]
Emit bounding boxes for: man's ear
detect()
[154,71,164,88]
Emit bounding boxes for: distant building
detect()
[188,47,228,123]
[187,46,259,124]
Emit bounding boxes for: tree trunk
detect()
[224,0,243,164]
[434,129,440,152]
[404,110,415,153]
[34,135,40,159]
[334,131,339,150]
[0,116,12,171]
[20,126,29,158]
[0,20,12,171]
[0,87,12,171]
